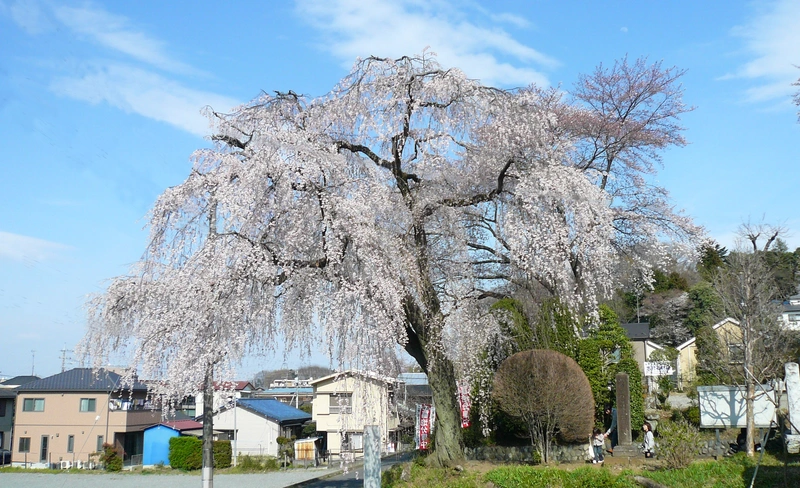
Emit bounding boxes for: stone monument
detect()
[785,363,800,453]
[613,372,638,457]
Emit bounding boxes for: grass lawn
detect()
[382,453,800,488]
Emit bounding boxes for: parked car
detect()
[0,448,10,465]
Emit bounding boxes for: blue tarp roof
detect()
[237,398,311,425]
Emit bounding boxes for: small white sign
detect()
[644,361,675,377]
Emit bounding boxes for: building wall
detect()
[677,319,741,390]
[312,375,398,455]
[214,406,281,457]
[0,397,13,450]
[12,391,158,467]
[142,425,179,466]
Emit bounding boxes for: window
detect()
[96,435,104,452]
[40,436,48,463]
[22,398,45,412]
[18,437,30,453]
[342,432,363,451]
[67,435,75,453]
[789,313,800,322]
[329,393,352,414]
[79,398,96,412]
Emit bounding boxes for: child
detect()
[640,422,655,458]
[592,427,606,464]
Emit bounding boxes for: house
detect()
[12,368,158,468]
[193,380,254,417]
[675,318,741,389]
[781,292,800,331]
[212,398,310,457]
[311,371,400,457]
[253,378,314,407]
[0,376,39,451]
[142,419,203,466]
[620,322,671,391]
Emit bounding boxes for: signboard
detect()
[416,404,434,450]
[644,361,675,377]
[457,383,471,428]
[698,385,776,428]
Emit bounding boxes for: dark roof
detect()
[145,420,204,432]
[17,368,148,393]
[0,376,40,386]
[236,399,311,425]
[621,322,650,340]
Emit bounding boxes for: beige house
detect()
[311,371,399,457]
[675,317,741,389]
[12,368,159,468]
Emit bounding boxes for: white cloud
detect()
[0,231,70,262]
[729,0,800,102]
[296,0,556,87]
[52,5,200,76]
[50,64,240,136]
[4,0,51,34]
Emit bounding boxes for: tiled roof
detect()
[212,381,253,391]
[17,368,148,392]
[236,399,311,425]
[621,322,650,340]
[259,387,314,395]
[0,376,40,387]
[146,420,204,432]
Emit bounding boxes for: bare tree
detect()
[708,239,798,456]
[737,219,787,253]
[493,349,594,462]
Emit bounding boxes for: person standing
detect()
[604,404,618,455]
[592,428,606,464]
[640,422,655,458]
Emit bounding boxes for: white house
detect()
[781,293,800,331]
[213,398,310,458]
[311,371,400,457]
[194,380,254,417]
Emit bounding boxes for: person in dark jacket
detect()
[604,404,618,455]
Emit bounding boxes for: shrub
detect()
[213,440,231,468]
[657,419,702,469]
[682,405,700,427]
[169,436,202,470]
[493,349,594,463]
[100,443,122,472]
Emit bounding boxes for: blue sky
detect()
[1,0,798,379]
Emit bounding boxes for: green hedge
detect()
[168,436,231,470]
[213,440,232,468]
[169,436,202,470]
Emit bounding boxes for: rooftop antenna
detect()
[31,350,35,376]
[60,344,71,372]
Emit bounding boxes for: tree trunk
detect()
[745,380,755,457]
[202,369,214,488]
[425,346,465,466]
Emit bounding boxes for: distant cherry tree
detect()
[81,53,699,466]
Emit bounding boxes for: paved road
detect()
[0,454,413,488]
[0,468,334,488]
[298,452,412,488]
